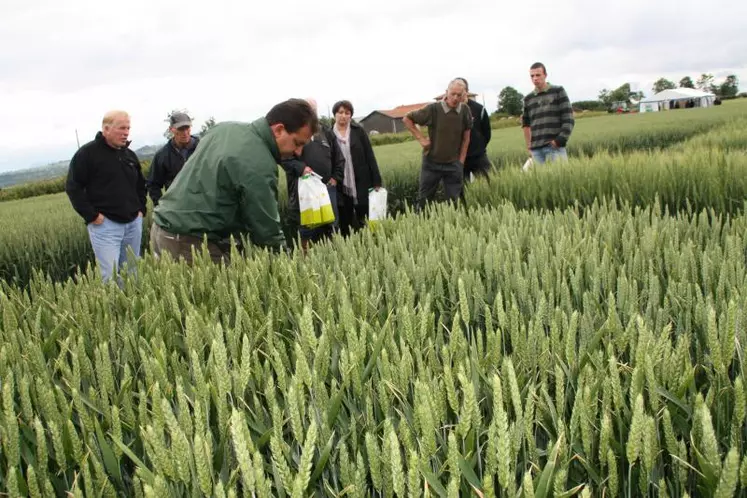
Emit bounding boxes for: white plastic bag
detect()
[521,157,534,172]
[368,188,388,221]
[299,173,335,228]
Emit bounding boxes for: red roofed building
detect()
[359,102,433,135]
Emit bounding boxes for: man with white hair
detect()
[403,79,472,210]
[280,98,345,250]
[65,110,147,282]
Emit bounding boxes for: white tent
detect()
[639,88,716,113]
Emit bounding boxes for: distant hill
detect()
[0,143,162,189]
[0,161,70,189]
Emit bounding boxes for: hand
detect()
[90,213,104,225]
[138,211,143,218]
[374,185,381,192]
[550,140,559,149]
[303,166,313,174]
[418,137,431,150]
[328,178,337,187]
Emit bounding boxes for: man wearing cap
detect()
[151,98,318,263]
[147,111,200,206]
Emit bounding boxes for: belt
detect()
[156,225,202,242]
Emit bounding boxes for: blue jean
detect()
[299,185,339,241]
[531,145,568,164]
[86,215,143,282]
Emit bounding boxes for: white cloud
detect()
[0,0,745,172]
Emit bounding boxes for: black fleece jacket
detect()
[65,132,147,224]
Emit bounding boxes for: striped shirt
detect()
[521,84,575,149]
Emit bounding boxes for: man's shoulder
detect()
[467,100,484,112]
[414,102,437,113]
[549,85,568,94]
[76,138,101,154]
[153,142,171,158]
[124,146,140,161]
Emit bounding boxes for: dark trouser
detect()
[417,157,464,211]
[339,193,368,237]
[464,152,492,182]
[150,223,229,265]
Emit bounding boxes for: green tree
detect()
[599,83,632,106]
[718,75,739,98]
[319,116,334,129]
[652,78,676,94]
[199,117,216,136]
[679,76,695,89]
[497,86,524,116]
[696,73,715,92]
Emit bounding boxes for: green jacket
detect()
[153,118,286,249]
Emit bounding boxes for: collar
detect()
[440,101,462,114]
[534,83,552,95]
[95,131,130,150]
[171,137,196,151]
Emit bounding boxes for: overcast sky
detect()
[1,0,745,173]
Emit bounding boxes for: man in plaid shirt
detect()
[522,62,575,164]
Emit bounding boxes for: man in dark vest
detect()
[403,79,472,211]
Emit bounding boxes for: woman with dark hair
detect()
[332,100,382,236]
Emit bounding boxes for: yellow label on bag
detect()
[300,208,322,227]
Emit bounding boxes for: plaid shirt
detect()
[521,84,575,149]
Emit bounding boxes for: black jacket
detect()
[147,136,200,205]
[65,132,147,224]
[281,126,345,221]
[466,99,492,158]
[343,121,382,204]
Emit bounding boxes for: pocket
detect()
[89,216,106,228]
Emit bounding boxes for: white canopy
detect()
[641,87,715,103]
[639,87,716,113]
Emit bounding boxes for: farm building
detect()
[358,103,433,135]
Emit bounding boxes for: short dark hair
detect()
[266,98,318,134]
[332,100,354,116]
[455,77,469,91]
[530,62,547,75]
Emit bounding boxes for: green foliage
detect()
[1,196,747,495]
[718,75,740,98]
[0,90,747,497]
[680,76,695,89]
[697,73,716,92]
[652,77,677,94]
[497,86,524,116]
[573,100,607,112]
